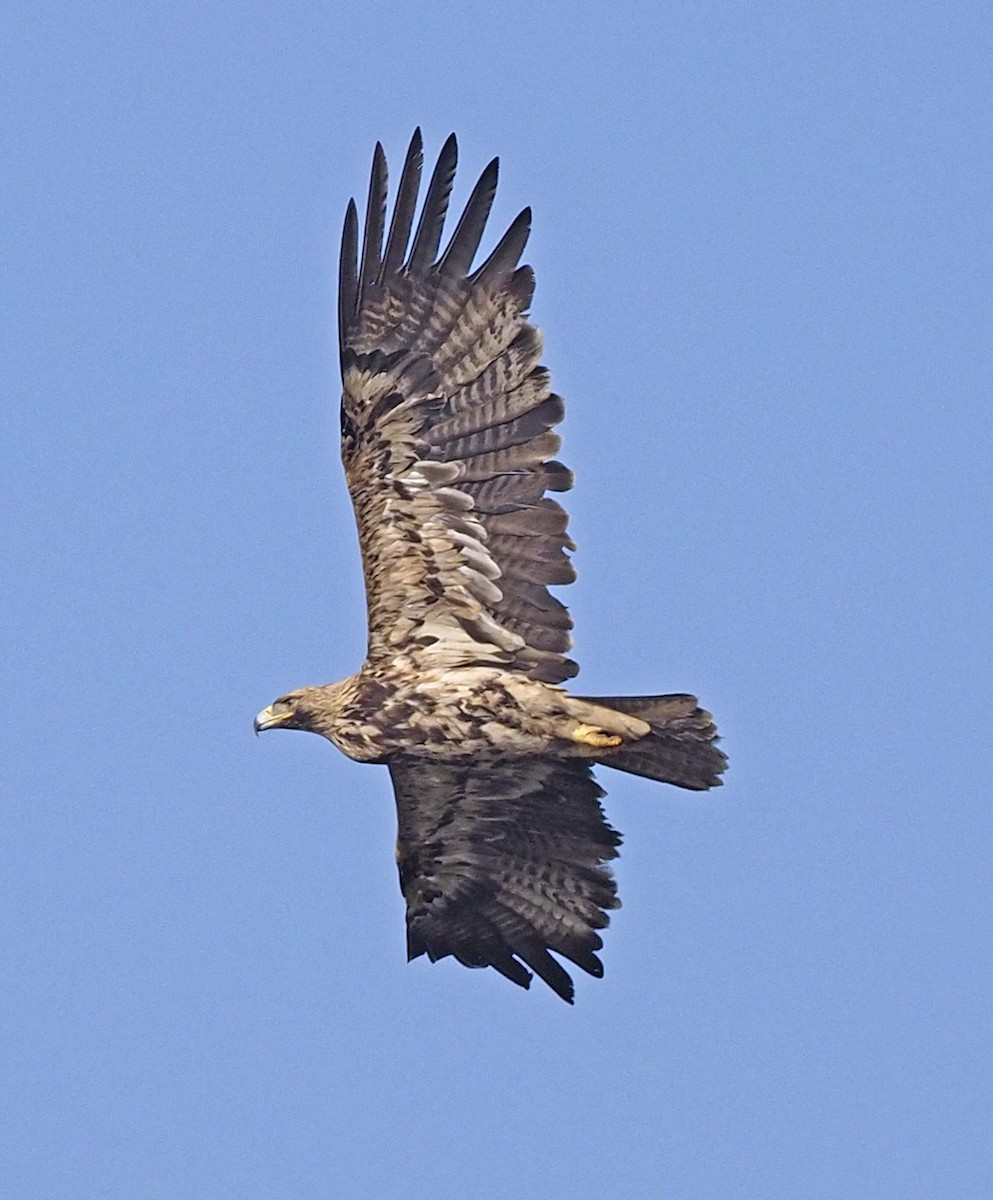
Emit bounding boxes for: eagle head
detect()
[254,690,309,733]
[254,678,361,742]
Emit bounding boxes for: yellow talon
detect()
[572,723,623,749]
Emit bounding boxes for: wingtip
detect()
[553,975,576,1005]
[407,132,461,272]
[555,974,576,1004]
[442,132,459,176]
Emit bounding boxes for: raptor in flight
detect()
[255,131,726,1002]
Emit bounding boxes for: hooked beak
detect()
[254,704,290,734]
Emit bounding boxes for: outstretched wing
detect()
[388,756,621,1003]
[338,130,577,684]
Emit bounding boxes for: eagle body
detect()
[255,132,727,1003]
[257,667,653,764]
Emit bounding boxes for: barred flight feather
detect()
[339,133,577,682]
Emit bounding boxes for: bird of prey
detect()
[255,130,726,1003]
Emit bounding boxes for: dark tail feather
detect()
[578,693,727,791]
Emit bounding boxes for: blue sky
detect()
[4,3,991,1197]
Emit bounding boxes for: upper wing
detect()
[338,131,577,684]
[388,755,621,1003]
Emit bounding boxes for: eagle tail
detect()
[578,693,727,791]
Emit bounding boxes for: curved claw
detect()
[571,723,623,750]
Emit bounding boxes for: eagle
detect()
[255,131,727,1003]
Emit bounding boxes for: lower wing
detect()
[388,755,621,1003]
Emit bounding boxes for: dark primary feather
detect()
[389,757,621,1003]
[438,156,499,279]
[471,208,533,292]
[338,131,578,683]
[337,199,358,358]
[407,132,458,273]
[381,131,423,279]
[358,143,387,297]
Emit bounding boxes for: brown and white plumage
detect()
[255,131,727,1004]
[337,130,576,685]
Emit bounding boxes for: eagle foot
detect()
[571,723,623,749]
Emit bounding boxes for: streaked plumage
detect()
[255,131,727,1003]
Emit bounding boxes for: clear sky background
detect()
[4,4,991,1198]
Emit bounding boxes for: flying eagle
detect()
[255,131,727,1003]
